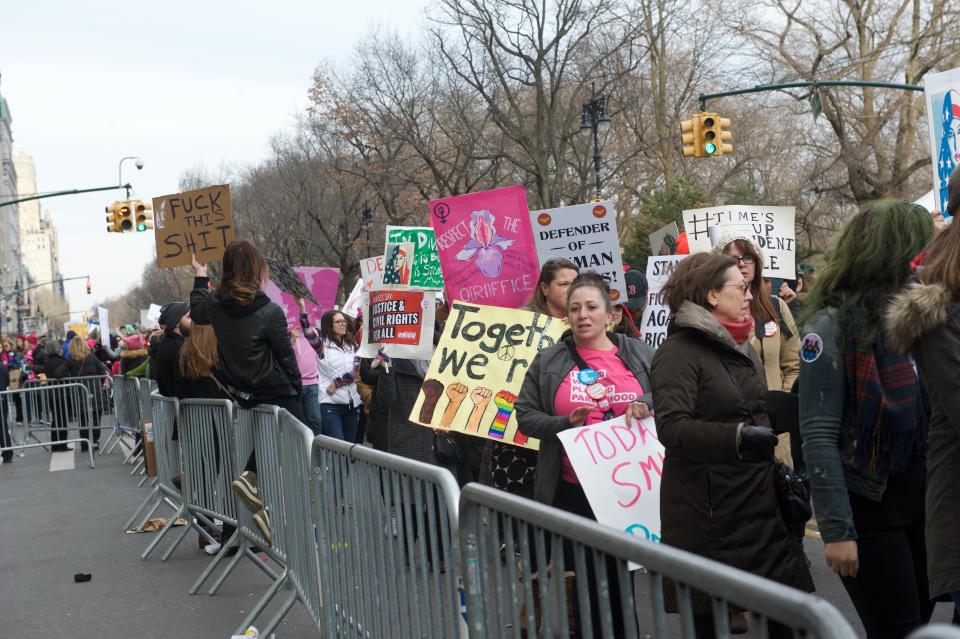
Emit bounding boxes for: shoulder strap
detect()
[565,339,592,373]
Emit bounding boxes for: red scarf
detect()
[718,316,755,344]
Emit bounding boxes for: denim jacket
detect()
[798,309,891,543]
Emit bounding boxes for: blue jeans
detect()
[320,403,360,442]
[299,384,323,436]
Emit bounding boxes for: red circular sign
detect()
[537,213,552,226]
[592,205,606,218]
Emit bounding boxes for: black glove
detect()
[738,425,778,462]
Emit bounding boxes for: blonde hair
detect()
[68,335,90,361]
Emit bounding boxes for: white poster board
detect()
[529,201,627,302]
[98,307,110,348]
[557,415,665,558]
[639,255,686,349]
[360,254,386,292]
[682,205,796,279]
[358,289,436,359]
[341,278,364,319]
[924,67,960,218]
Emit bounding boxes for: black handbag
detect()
[774,459,812,532]
[433,432,461,464]
[717,355,812,532]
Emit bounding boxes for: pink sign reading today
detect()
[429,185,540,309]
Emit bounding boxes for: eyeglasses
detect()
[725,283,750,294]
[731,254,756,265]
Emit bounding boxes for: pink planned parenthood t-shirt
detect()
[554,345,645,484]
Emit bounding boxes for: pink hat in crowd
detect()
[123,334,144,350]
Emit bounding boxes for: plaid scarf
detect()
[844,326,928,475]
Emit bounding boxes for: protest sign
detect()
[154,185,234,268]
[557,415,664,552]
[264,267,340,328]
[430,185,540,309]
[358,289,436,359]
[98,307,110,348]
[382,241,415,287]
[648,221,680,256]
[529,201,627,301]
[682,205,796,279]
[924,67,960,218]
[67,323,89,339]
[639,255,686,349]
[385,226,444,289]
[410,302,565,449]
[341,278,365,319]
[360,254,385,292]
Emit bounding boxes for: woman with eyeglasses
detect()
[800,201,934,637]
[651,253,813,638]
[716,235,801,394]
[316,310,362,442]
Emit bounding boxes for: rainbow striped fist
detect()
[487,390,517,440]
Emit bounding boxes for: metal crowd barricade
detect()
[243,409,322,637]
[138,393,218,560]
[22,374,113,443]
[102,375,144,461]
[311,434,463,638]
[909,625,960,639]
[459,483,856,639]
[178,398,277,597]
[232,405,291,636]
[0,383,96,468]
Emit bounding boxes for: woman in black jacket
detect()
[67,336,110,451]
[189,240,303,545]
[516,273,654,637]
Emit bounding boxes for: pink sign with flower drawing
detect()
[429,185,539,309]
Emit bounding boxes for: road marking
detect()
[49,450,76,472]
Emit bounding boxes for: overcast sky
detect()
[0,0,429,311]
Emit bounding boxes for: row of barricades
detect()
[0,374,118,466]
[99,374,958,639]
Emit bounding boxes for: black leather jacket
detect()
[190,277,301,401]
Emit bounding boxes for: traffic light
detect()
[133,200,153,231]
[699,112,733,157]
[681,116,702,157]
[117,200,133,232]
[86,278,92,295]
[680,112,734,158]
[105,201,124,232]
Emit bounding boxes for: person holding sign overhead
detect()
[650,252,813,638]
[516,272,654,637]
[190,241,304,546]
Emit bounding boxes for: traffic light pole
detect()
[0,183,133,208]
[698,79,923,111]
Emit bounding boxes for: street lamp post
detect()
[580,81,612,200]
[361,202,373,247]
[118,156,144,198]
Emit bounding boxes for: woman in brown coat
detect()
[886,170,960,614]
[650,253,813,637]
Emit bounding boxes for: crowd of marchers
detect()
[4,169,960,638]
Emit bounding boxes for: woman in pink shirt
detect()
[516,272,654,636]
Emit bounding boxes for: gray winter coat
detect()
[515,333,654,505]
[887,281,960,598]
